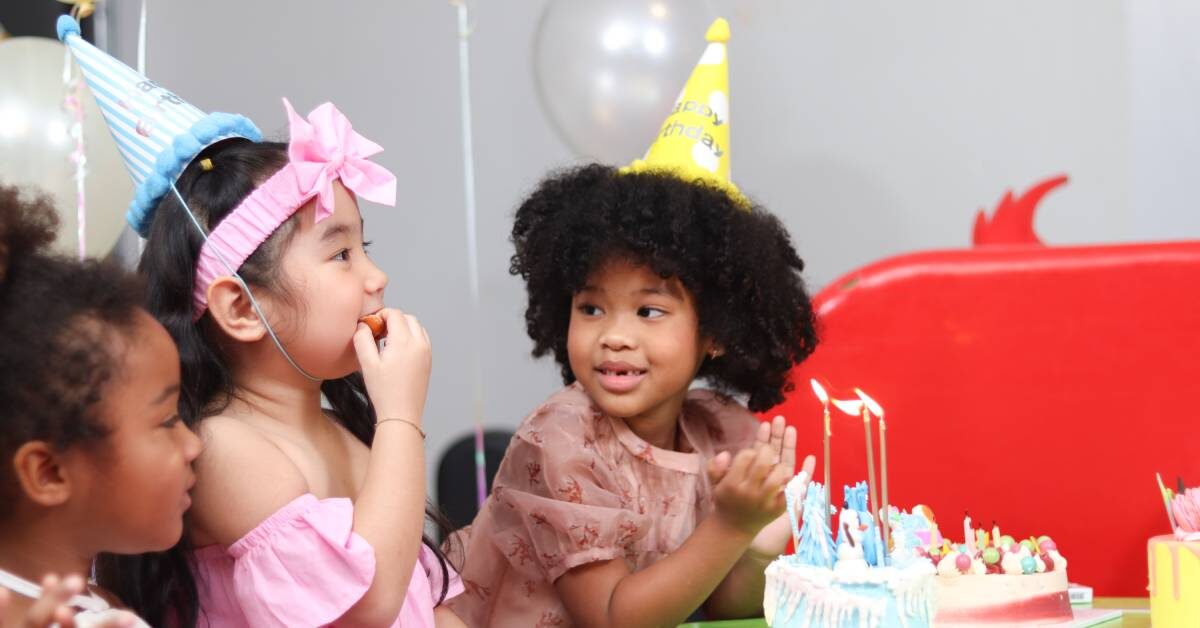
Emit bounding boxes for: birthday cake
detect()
[1149,486,1200,627]
[766,385,1072,626]
[764,480,936,628]
[764,486,1072,627]
[919,513,1071,626]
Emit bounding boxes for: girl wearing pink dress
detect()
[100,100,463,628]
[448,165,820,627]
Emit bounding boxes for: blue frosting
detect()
[767,483,935,627]
[125,112,261,237]
[766,555,934,628]
[795,482,836,568]
[893,511,932,564]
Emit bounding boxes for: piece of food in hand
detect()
[359,313,385,340]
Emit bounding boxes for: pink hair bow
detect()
[283,98,396,222]
[191,98,397,319]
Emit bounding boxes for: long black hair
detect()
[94,139,455,627]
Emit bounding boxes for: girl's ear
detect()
[704,337,725,360]
[12,441,72,507]
[206,277,268,343]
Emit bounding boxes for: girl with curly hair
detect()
[446,162,821,627]
[0,183,198,627]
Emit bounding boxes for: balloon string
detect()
[451,0,488,508]
[62,40,87,259]
[137,0,148,256]
[137,0,147,75]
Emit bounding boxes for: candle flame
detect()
[830,397,863,416]
[810,378,829,403]
[855,388,884,418]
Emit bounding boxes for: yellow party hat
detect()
[623,18,746,207]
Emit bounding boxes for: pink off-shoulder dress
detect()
[192,494,463,627]
[445,383,760,627]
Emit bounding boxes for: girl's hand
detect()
[708,443,791,537]
[740,416,809,557]
[757,415,796,471]
[0,575,136,628]
[750,454,816,558]
[353,308,432,426]
[707,416,797,486]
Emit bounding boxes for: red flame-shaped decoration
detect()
[972,174,1068,246]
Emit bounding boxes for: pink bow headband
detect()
[192,98,396,319]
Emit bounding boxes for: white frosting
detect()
[786,471,810,502]
[764,557,935,628]
[1047,549,1067,570]
[1034,555,1046,573]
[1000,550,1024,575]
[834,536,870,578]
[970,557,987,575]
[1174,528,1200,542]
[838,509,863,541]
[936,552,963,577]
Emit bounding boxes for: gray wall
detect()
[95,1,1193,494]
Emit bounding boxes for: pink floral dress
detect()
[446,383,759,627]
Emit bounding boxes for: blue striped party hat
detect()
[56,16,262,237]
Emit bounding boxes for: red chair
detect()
[767,175,1200,595]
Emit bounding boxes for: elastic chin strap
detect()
[169,184,322,383]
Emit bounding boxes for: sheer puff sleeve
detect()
[486,398,653,583]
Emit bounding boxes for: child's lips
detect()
[595,362,647,393]
[181,475,196,510]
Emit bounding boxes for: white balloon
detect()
[0,36,132,258]
[534,0,716,164]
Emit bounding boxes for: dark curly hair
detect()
[0,183,144,515]
[510,164,818,411]
[94,138,455,627]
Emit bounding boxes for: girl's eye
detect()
[332,249,350,262]
[638,306,666,319]
[161,414,181,429]
[577,304,602,316]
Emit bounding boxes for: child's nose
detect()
[600,320,635,351]
[181,424,203,463]
[363,256,388,295]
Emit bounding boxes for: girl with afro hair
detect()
[0,183,199,627]
[447,164,820,626]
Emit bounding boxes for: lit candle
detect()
[964,512,976,553]
[992,522,1001,549]
[810,379,833,532]
[856,388,888,564]
[833,396,877,563]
